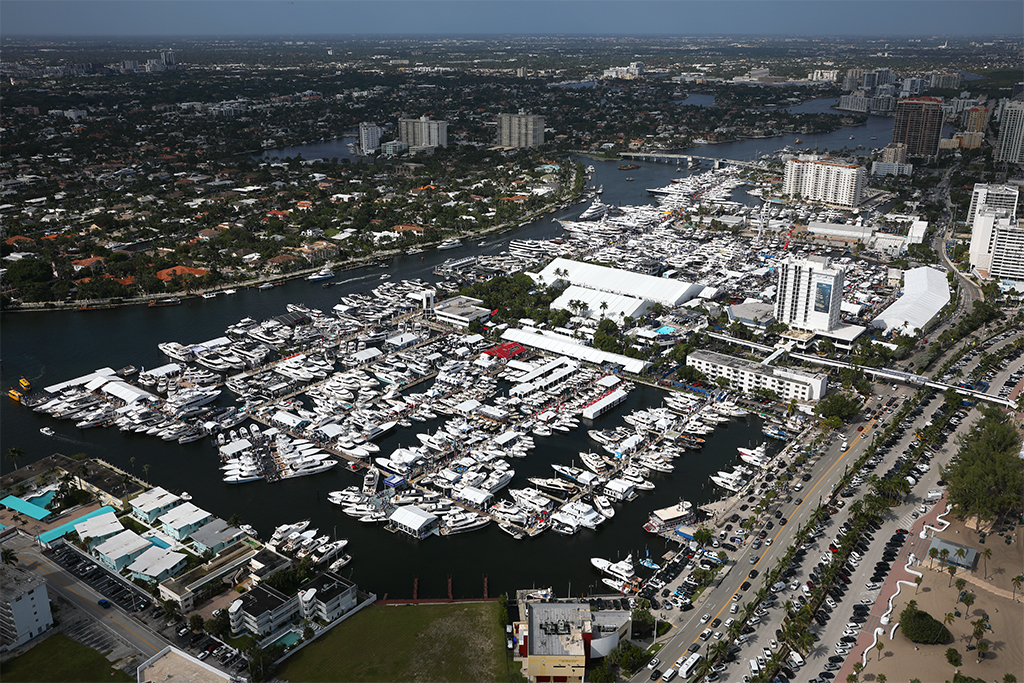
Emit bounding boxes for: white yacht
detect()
[437,238,462,250]
[307,267,335,281]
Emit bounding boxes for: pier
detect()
[618,150,769,171]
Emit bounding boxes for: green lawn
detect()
[276,602,508,682]
[0,633,133,682]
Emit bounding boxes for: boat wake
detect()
[338,274,376,285]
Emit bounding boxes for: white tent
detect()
[872,266,950,336]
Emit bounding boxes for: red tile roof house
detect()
[70,256,106,272]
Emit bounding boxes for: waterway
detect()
[1,110,892,599]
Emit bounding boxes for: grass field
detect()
[0,633,134,682]
[276,602,508,682]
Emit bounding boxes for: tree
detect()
[929,547,939,568]
[589,661,616,683]
[948,564,957,587]
[189,613,205,632]
[875,640,884,661]
[853,661,863,677]
[631,607,656,639]
[693,527,714,547]
[945,647,962,667]
[944,612,956,627]
[1003,674,1017,683]
[961,592,975,614]
[846,674,857,683]
[976,639,989,661]
[1012,574,1023,600]
[915,576,922,594]
[6,447,25,469]
[876,674,887,683]
[900,603,952,644]
[955,578,966,596]
[143,463,152,483]
[1,547,18,566]
[980,547,992,579]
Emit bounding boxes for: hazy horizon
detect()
[3,1,1022,38]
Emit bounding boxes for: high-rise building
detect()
[358,122,382,153]
[0,565,54,649]
[497,113,545,148]
[967,183,1019,225]
[161,51,176,67]
[989,221,1024,282]
[782,155,866,208]
[892,97,944,157]
[963,107,989,133]
[775,256,845,333]
[861,72,878,90]
[881,143,908,164]
[970,210,1017,275]
[993,99,1024,164]
[398,115,447,148]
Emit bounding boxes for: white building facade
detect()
[497,113,545,148]
[994,99,1024,164]
[358,122,382,153]
[398,115,448,148]
[686,350,827,401]
[774,256,845,333]
[966,183,1019,225]
[783,156,865,208]
[0,565,53,650]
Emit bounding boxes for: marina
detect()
[2,119,899,598]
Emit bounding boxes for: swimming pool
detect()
[148,537,170,549]
[269,629,302,649]
[25,489,56,510]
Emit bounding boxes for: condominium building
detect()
[782,155,865,208]
[993,99,1024,164]
[774,256,845,333]
[398,115,447,148]
[497,113,545,148]
[228,570,357,637]
[963,107,990,133]
[892,97,944,157]
[966,183,1019,225]
[0,565,53,649]
[881,143,908,164]
[686,350,828,402]
[358,122,381,153]
[989,221,1024,282]
[969,210,1015,274]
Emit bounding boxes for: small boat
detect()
[222,289,237,295]
[639,557,660,570]
[201,292,217,299]
[257,283,274,290]
[180,492,193,501]
[148,298,181,307]
[118,365,138,377]
[40,426,55,437]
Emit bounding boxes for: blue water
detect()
[149,537,170,549]
[25,489,56,509]
[270,630,302,648]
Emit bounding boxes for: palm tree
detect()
[876,674,887,683]
[976,639,989,661]
[955,578,966,596]
[948,564,957,588]
[943,612,955,627]
[6,446,25,469]
[1003,674,1017,683]
[852,661,863,678]
[980,547,992,579]
[1,547,17,566]
[914,576,922,594]
[940,548,950,566]
[969,619,985,646]
[710,640,728,662]
[928,547,939,568]
[130,456,137,479]
[143,463,151,483]
[1012,574,1023,600]
[875,640,884,661]
[961,592,975,615]
[846,674,857,683]
[955,547,967,566]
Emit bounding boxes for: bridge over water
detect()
[619,150,769,171]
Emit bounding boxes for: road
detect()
[6,534,172,660]
[633,391,905,681]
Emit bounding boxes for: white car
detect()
[648,658,661,670]
[714,631,723,640]
[865,582,880,590]
[700,613,711,624]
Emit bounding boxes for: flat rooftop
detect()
[136,646,231,683]
[527,602,587,657]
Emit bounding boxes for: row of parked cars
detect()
[50,544,152,614]
[174,626,248,672]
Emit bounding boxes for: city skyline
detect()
[2,1,1022,38]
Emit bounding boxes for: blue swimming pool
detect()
[269,630,302,649]
[148,537,170,549]
[25,489,56,510]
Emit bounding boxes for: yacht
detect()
[307,267,335,281]
[591,555,635,581]
[594,495,615,519]
[437,238,462,250]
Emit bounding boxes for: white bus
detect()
[679,652,703,679]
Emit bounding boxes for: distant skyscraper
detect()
[881,143,908,164]
[994,99,1024,164]
[358,122,382,153]
[497,113,545,148]
[892,97,944,157]
[398,115,447,148]
[775,257,845,333]
[161,51,176,67]
[962,107,989,133]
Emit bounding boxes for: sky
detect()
[1,1,1021,38]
